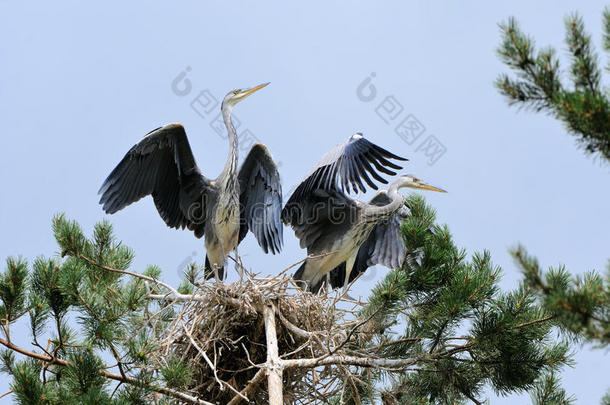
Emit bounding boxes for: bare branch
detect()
[282,354,417,370]
[226,368,266,405]
[78,253,179,296]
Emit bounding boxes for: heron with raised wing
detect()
[99,83,283,280]
[282,134,445,292]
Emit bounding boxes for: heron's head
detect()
[394,174,447,193]
[222,82,270,109]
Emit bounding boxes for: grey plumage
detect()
[238,143,283,254]
[282,133,407,225]
[282,134,416,293]
[99,84,281,280]
[284,133,446,293]
[98,123,213,238]
[328,194,409,289]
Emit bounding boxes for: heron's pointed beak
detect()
[414,183,447,193]
[241,82,270,98]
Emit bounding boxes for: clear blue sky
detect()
[1,1,608,403]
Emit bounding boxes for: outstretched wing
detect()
[237,143,283,254]
[329,192,409,289]
[282,134,406,225]
[98,123,213,238]
[289,188,360,252]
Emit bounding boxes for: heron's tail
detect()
[293,262,317,292]
[293,261,326,293]
[293,262,306,282]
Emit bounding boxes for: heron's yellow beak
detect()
[241,82,270,98]
[413,183,447,193]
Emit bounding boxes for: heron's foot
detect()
[203,263,225,283]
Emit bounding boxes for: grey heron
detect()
[98,83,282,280]
[282,134,445,292]
[326,176,445,291]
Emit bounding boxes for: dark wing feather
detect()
[287,188,360,251]
[329,192,409,289]
[98,123,213,238]
[237,143,283,254]
[282,134,406,225]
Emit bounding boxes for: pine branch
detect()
[76,252,179,297]
[0,209,583,404]
[496,11,610,163]
[513,245,610,345]
[530,371,575,405]
[0,335,213,404]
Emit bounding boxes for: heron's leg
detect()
[213,266,220,281]
[216,243,226,285]
[204,256,220,281]
[343,253,357,292]
[205,243,225,283]
[234,245,245,284]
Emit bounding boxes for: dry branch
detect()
[149,269,382,404]
[263,304,283,405]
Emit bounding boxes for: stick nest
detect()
[158,269,364,404]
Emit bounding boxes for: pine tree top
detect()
[496,8,610,163]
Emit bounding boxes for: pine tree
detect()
[0,196,582,404]
[495,8,610,162]
[513,246,609,346]
[495,7,610,350]
[495,8,610,403]
[0,216,197,404]
[332,195,574,405]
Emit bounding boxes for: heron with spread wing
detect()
[282,134,445,292]
[98,83,282,280]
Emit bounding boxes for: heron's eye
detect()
[233,90,240,95]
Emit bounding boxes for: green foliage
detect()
[0,214,180,404]
[342,195,571,404]
[160,356,194,390]
[178,263,200,295]
[0,349,15,374]
[0,208,599,404]
[496,9,610,162]
[529,371,574,405]
[31,257,72,319]
[0,257,29,323]
[602,389,610,405]
[496,10,610,404]
[62,349,108,397]
[513,246,610,346]
[10,359,49,405]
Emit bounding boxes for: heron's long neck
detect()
[363,182,404,221]
[218,104,239,192]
